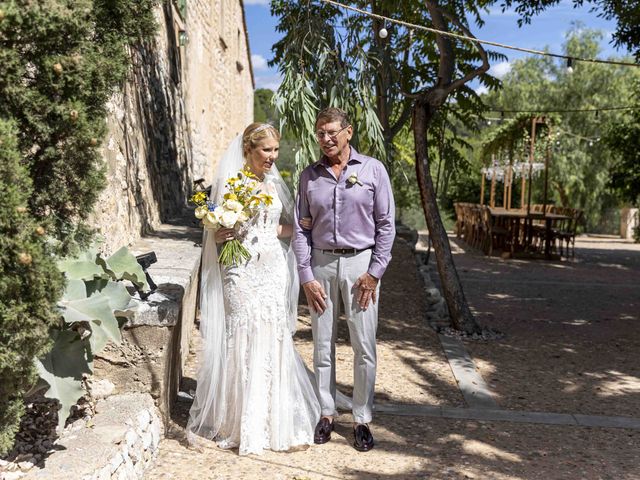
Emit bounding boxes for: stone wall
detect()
[22,394,162,480]
[91,1,254,254]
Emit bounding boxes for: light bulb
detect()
[566,57,574,74]
[379,28,388,39]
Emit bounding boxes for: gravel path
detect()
[148,234,640,479]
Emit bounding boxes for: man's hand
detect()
[354,273,379,310]
[300,217,313,230]
[302,280,328,314]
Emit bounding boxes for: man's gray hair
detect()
[316,107,350,128]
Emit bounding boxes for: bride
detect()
[186,123,320,455]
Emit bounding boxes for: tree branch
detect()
[439,9,490,95]
[390,99,413,138]
[424,0,455,86]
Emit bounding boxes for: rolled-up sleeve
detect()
[292,171,315,284]
[368,163,395,279]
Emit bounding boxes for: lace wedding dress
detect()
[212,180,320,455]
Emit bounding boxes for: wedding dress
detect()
[213,180,320,454]
[186,134,320,456]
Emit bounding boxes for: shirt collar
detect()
[314,146,368,168]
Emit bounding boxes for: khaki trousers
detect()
[310,248,379,424]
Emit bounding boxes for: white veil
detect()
[186,134,304,444]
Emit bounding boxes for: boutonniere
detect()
[347,173,363,186]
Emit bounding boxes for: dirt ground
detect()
[148,234,640,480]
[455,235,640,417]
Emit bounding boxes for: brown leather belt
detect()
[317,248,367,255]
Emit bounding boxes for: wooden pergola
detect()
[480,114,555,213]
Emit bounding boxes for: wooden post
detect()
[502,156,508,208]
[520,144,527,209]
[507,144,514,210]
[480,171,486,205]
[542,123,551,213]
[489,154,496,208]
[526,117,538,216]
[507,165,513,210]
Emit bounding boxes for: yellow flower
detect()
[190,191,208,206]
[224,192,238,201]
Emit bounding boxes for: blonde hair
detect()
[242,123,280,157]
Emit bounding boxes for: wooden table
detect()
[488,208,571,259]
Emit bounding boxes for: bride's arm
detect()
[278,217,311,238]
[277,224,293,238]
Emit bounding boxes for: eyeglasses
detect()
[315,125,351,140]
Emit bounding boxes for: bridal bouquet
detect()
[190,169,273,267]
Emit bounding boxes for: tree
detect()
[604,82,640,208]
[0,119,64,456]
[0,0,157,454]
[497,0,640,59]
[271,0,508,333]
[254,88,278,123]
[0,0,157,256]
[476,26,640,231]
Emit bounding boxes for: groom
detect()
[293,107,395,452]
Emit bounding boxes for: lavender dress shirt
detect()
[293,146,396,284]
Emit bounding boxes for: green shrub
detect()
[0,120,64,456]
[0,0,157,455]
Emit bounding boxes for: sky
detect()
[243,0,631,93]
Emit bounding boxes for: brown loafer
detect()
[314,417,334,444]
[353,424,374,452]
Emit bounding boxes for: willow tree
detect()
[271,0,503,333]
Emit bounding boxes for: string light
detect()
[566,57,574,73]
[482,106,638,114]
[319,0,640,69]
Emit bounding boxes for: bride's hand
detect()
[300,217,312,230]
[214,227,235,244]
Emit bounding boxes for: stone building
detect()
[91,0,254,253]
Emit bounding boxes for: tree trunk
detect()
[413,97,481,334]
[552,180,570,207]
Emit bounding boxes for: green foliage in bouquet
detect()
[35,245,149,431]
[0,120,65,456]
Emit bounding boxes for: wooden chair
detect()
[481,206,509,256]
[454,202,464,239]
[556,208,583,258]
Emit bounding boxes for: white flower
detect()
[194,205,209,219]
[220,210,240,228]
[213,205,224,220]
[347,173,363,186]
[203,212,219,228]
[224,199,244,213]
[238,210,249,223]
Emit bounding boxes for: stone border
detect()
[18,394,162,480]
[374,403,640,430]
[438,334,499,409]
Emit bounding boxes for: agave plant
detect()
[34,246,149,429]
